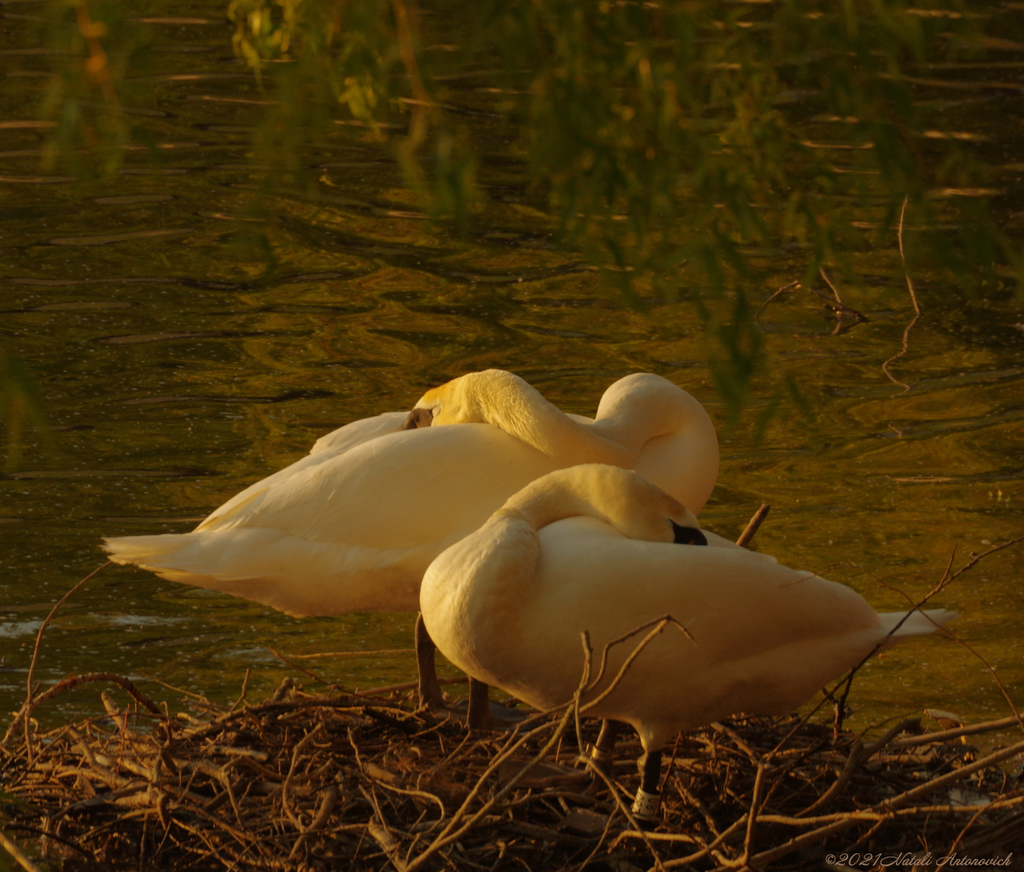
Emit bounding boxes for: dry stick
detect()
[573,631,595,757]
[831,537,983,734]
[572,635,661,871]
[282,648,415,659]
[737,817,862,870]
[269,646,359,694]
[674,775,725,840]
[895,714,1022,747]
[0,828,44,872]
[402,708,574,872]
[4,672,162,749]
[575,620,725,872]
[817,267,869,333]
[650,816,749,870]
[362,783,407,872]
[959,803,1024,854]
[510,616,694,736]
[799,717,919,816]
[755,281,801,323]
[15,561,111,763]
[878,575,1024,734]
[947,802,993,860]
[349,727,447,825]
[409,638,616,871]
[756,277,867,332]
[818,266,846,309]
[739,763,765,867]
[757,798,1024,827]
[851,534,1024,737]
[357,676,467,698]
[739,737,1024,869]
[590,764,668,872]
[584,615,696,703]
[571,806,620,872]
[935,534,1024,592]
[735,504,770,548]
[882,196,923,392]
[581,619,680,714]
[281,723,325,834]
[711,722,759,766]
[614,828,704,848]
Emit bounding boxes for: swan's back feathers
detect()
[105,424,557,613]
[105,373,722,617]
[419,464,958,751]
[193,411,407,534]
[309,411,407,456]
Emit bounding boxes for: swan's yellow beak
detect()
[402,408,434,429]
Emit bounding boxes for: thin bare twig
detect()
[8,563,111,759]
[882,196,923,392]
[829,535,1019,733]
[0,828,44,872]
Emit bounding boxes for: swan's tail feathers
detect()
[102,530,423,616]
[879,608,958,640]
[103,532,231,590]
[103,533,192,568]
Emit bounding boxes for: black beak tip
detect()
[671,522,707,546]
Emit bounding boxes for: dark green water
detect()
[1,0,1023,739]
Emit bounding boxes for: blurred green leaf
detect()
[36,0,1017,422]
[1,350,51,473]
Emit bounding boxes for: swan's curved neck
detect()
[496,493,589,535]
[497,465,696,542]
[433,371,633,465]
[588,374,712,453]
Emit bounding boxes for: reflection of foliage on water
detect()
[0,350,49,473]
[35,0,1022,408]
[38,0,150,179]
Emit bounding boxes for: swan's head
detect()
[402,370,530,429]
[504,464,706,545]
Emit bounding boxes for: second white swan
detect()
[419,464,956,819]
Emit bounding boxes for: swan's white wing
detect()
[468,518,902,740]
[194,411,407,532]
[309,411,408,456]
[105,424,558,615]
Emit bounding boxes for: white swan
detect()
[419,464,956,819]
[103,371,719,703]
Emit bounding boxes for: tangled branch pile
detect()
[2,671,1024,872]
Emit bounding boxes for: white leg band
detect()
[631,788,661,822]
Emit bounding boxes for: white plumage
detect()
[420,464,956,752]
[103,371,719,619]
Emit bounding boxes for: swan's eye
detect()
[671,522,707,546]
[402,408,434,430]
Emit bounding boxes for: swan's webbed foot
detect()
[630,749,663,829]
[415,614,446,713]
[467,677,493,731]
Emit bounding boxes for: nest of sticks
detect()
[4,535,1024,871]
[2,669,1024,872]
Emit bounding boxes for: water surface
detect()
[1,0,1023,738]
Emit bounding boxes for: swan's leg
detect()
[630,749,663,827]
[415,613,445,711]
[467,677,493,730]
[588,719,620,773]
